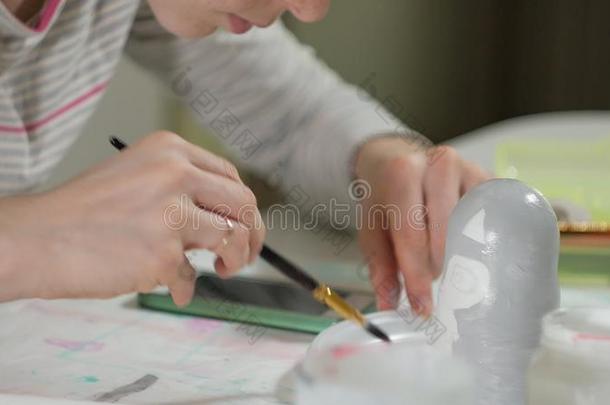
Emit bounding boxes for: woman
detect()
[0,0,487,315]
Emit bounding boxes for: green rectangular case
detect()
[138,290,377,335]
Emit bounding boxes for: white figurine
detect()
[434,178,560,405]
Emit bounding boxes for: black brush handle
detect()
[109,136,127,151]
[260,245,319,291]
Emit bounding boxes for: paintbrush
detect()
[259,245,391,342]
[109,136,391,342]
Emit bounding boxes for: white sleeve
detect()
[125,7,408,210]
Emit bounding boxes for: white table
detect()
[2,112,610,404]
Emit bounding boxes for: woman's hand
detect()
[354,135,489,315]
[0,131,265,306]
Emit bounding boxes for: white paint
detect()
[461,209,486,244]
[435,255,491,352]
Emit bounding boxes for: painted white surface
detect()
[461,209,486,244]
[435,255,490,352]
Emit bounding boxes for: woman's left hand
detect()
[354,135,490,315]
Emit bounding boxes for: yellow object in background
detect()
[496,137,610,222]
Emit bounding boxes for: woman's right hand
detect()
[0,131,265,306]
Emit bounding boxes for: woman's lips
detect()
[228,14,253,34]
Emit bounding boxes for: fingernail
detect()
[420,296,433,318]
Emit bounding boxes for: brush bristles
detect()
[365,322,391,342]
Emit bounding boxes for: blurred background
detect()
[44,0,610,287]
[50,0,610,185]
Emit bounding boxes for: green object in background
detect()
[496,137,610,221]
[559,246,610,288]
[139,291,377,335]
[139,293,335,334]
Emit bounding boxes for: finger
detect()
[187,170,265,263]
[188,169,257,222]
[179,203,250,274]
[238,204,265,264]
[358,207,400,310]
[211,218,250,278]
[424,147,461,276]
[171,200,227,249]
[142,131,245,184]
[387,167,434,316]
[182,141,244,184]
[168,256,197,307]
[460,160,491,194]
[177,203,252,275]
[210,208,266,266]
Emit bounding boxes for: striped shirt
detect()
[0,0,403,207]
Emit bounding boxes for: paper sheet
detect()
[0,295,312,404]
